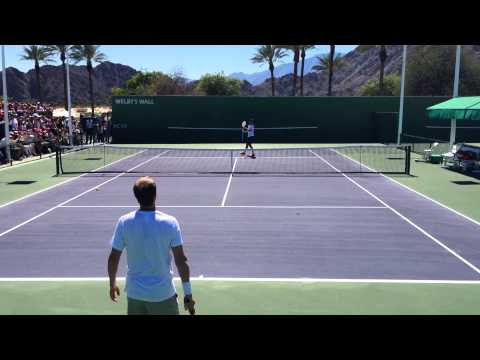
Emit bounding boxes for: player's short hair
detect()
[133,176,156,206]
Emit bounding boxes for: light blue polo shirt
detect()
[111,210,183,302]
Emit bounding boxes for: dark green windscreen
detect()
[110,96,479,144]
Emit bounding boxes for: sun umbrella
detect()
[426,97,480,121]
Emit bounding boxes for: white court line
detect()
[144,156,317,159]
[0,150,169,239]
[168,126,318,130]
[0,148,147,210]
[0,153,56,172]
[221,157,238,206]
[0,277,479,285]
[0,143,107,173]
[59,205,388,209]
[310,149,480,276]
[332,148,480,228]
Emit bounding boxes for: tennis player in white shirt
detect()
[107,176,196,315]
[240,118,256,158]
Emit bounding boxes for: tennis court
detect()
[1,143,480,314]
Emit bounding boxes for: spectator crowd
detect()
[0,101,111,165]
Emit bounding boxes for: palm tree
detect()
[327,45,335,96]
[312,52,346,96]
[378,45,388,95]
[70,45,106,116]
[357,45,389,95]
[251,45,287,96]
[20,45,54,104]
[46,45,72,110]
[299,45,315,96]
[291,46,301,96]
[279,46,301,96]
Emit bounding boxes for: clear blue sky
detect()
[3,45,357,80]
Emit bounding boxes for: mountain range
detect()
[243,45,480,96]
[0,62,137,105]
[229,53,328,85]
[2,46,480,104]
[247,46,405,96]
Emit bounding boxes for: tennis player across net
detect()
[56,145,411,175]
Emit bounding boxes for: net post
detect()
[230,150,233,173]
[405,145,411,175]
[55,147,60,175]
[359,146,362,172]
[397,45,407,145]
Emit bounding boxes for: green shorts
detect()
[127,295,180,315]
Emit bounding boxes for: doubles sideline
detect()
[0,277,479,285]
[0,151,169,239]
[310,149,480,276]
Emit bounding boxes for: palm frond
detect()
[93,52,107,63]
[311,55,329,71]
[251,45,286,65]
[312,54,346,72]
[251,53,266,63]
[46,45,72,56]
[69,45,85,64]
[20,45,35,61]
[20,45,54,63]
[273,47,288,60]
[69,45,107,64]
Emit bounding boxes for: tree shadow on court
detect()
[0,180,38,185]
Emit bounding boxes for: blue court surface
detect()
[1,149,480,285]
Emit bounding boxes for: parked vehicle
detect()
[451,144,480,172]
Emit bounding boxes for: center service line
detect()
[221,157,238,207]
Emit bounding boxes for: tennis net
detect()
[167,126,320,143]
[401,133,450,155]
[56,144,411,175]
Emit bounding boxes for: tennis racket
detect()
[241,120,247,143]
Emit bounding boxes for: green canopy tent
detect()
[426,96,480,147]
[427,96,480,121]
